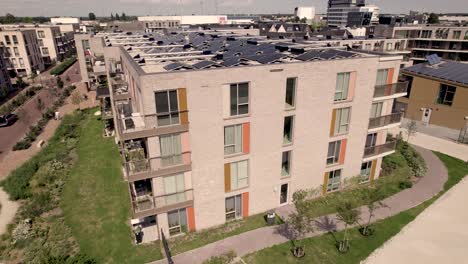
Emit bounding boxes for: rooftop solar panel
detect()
[192,60,219,69]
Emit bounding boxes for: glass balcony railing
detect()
[374,82,408,98]
[364,141,397,158]
[124,152,192,177]
[369,112,403,130]
[132,189,194,215]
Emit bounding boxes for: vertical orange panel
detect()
[370,160,377,182]
[242,192,249,218]
[386,68,395,85]
[224,163,231,192]
[338,139,347,165]
[187,206,196,232]
[329,109,337,137]
[242,123,250,154]
[347,72,356,101]
[178,88,189,124]
[323,172,329,195]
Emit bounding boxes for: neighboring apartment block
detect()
[0,51,12,90]
[75,34,107,90]
[397,60,468,130]
[81,32,407,243]
[0,29,44,76]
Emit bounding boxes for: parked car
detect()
[0,113,18,127]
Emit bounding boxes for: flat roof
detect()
[402,61,468,87]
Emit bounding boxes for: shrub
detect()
[22,192,53,219]
[13,139,32,151]
[397,139,427,177]
[50,57,77,76]
[202,251,236,264]
[1,160,39,199]
[399,180,413,189]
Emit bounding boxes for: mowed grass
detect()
[243,152,468,264]
[61,113,162,264]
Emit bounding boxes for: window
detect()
[421,30,432,38]
[167,208,187,236]
[437,84,456,106]
[12,35,18,45]
[18,58,24,67]
[163,174,186,205]
[225,194,242,221]
[376,69,389,86]
[37,30,45,38]
[283,116,294,144]
[224,124,242,155]
[334,72,350,101]
[370,102,383,118]
[281,151,291,177]
[11,58,17,67]
[159,134,182,167]
[404,75,413,98]
[327,169,342,192]
[327,140,341,165]
[453,31,461,39]
[5,36,11,45]
[13,47,19,56]
[365,43,371,50]
[360,161,372,183]
[155,90,179,126]
[285,77,296,108]
[386,43,393,51]
[82,39,90,50]
[42,47,49,55]
[365,133,377,148]
[229,160,249,190]
[38,39,44,47]
[334,107,350,135]
[230,82,249,116]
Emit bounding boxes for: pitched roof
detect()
[402,61,468,87]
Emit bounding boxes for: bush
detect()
[13,139,32,151]
[1,160,39,199]
[50,57,76,76]
[202,251,236,264]
[399,180,413,189]
[397,139,427,177]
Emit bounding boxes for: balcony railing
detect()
[369,112,403,130]
[374,82,408,98]
[132,189,194,215]
[124,152,192,177]
[364,141,397,158]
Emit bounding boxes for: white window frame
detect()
[159,134,182,167]
[163,173,186,205]
[334,72,350,102]
[155,90,180,127]
[225,194,242,221]
[370,102,383,118]
[360,161,372,183]
[285,77,297,108]
[283,115,294,145]
[327,140,341,165]
[230,82,249,116]
[281,151,291,177]
[224,124,243,156]
[230,160,249,190]
[376,69,389,86]
[437,84,456,106]
[334,107,351,135]
[167,208,187,236]
[327,169,342,193]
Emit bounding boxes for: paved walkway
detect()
[0,82,97,236]
[150,147,447,264]
[364,176,468,264]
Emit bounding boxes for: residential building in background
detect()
[327,0,366,27]
[75,33,106,90]
[0,29,45,76]
[79,31,407,242]
[50,17,81,25]
[397,60,468,131]
[138,15,228,26]
[294,7,316,23]
[258,22,311,39]
[0,51,12,91]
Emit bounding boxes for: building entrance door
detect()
[280,184,288,205]
[421,108,432,125]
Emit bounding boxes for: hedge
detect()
[50,57,77,76]
[0,85,43,115]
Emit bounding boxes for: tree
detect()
[115,13,120,21]
[88,12,96,21]
[35,97,45,112]
[29,71,37,83]
[360,187,386,236]
[23,17,33,23]
[71,91,83,110]
[404,120,418,142]
[300,17,307,24]
[0,86,8,100]
[110,13,114,21]
[427,13,439,24]
[56,77,64,89]
[5,13,16,24]
[336,200,361,253]
[287,189,318,258]
[16,76,26,88]
[121,12,127,21]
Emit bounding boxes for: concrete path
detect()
[150,147,447,264]
[0,188,19,235]
[364,176,468,264]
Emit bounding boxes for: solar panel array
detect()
[403,60,468,86]
[426,54,441,65]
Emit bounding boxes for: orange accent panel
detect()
[387,68,395,85]
[242,123,250,154]
[323,172,329,195]
[180,112,189,125]
[348,72,356,101]
[338,139,347,165]
[242,192,249,218]
[178,88,188,111]
[187,206,196,232]
[224,163,231,192]
[330,109,337,137]
[370,160,377,181]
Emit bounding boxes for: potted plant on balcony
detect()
[126,146,149,173]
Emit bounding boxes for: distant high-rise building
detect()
[327,0,379,27]
[294,7,316,23]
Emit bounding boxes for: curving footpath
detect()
[149,146,447,264]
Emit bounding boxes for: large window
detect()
[327,169,342,193]
[285,77,296,108]
[370,102,383,118]
[159,134,182,167]
[229,160,249,190]
[167,208,187,236]
[453,31,461,39]
[37,30,45,38]
[283,116,294,145]
[4,36,11,45]
[12,35,18,45]
[225,194,242,221]
[281,151,291,177]
[334,72,350,101]
[18,58,24,67]
[42,47,49,55]
[327,140,341,165]
[13,47,19,56]
[224,124,243,155]
[360,161,372,183]
[163,174,186,205]
[437,84,456,106]
[365,133,377,148]
[334,107,351,135]
[375,69,389,86]
[38,39,44,47]
[155,90,179,126]
[230,82,249,116]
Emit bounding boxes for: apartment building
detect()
[0,29,44,76]
[0,52,12,91]
[83,32,407,243]
[397,60,468,130]
[327,0,367,27]
[75,34,107,90]
[372,24,468,62]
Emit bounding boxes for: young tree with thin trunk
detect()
[404,120,418,142]
[35,97,45,112]
[360,187,386,236]
[71,91,83,110]
[336,200,361,253]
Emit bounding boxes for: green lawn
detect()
[243,152,468,264]
[61,112,162,264]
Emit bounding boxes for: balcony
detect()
[132,189,194,218]
[373,82,408,100]
[125,152,192,181]
[111,75,130,100]
[368,112,403,132]
[363,141,397,161]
